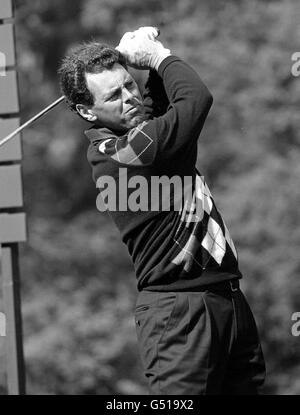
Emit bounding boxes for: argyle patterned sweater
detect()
[85,56,242,291]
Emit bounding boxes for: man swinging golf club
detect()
[58,26,266,395]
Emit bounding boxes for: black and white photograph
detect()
[0,0,299,397]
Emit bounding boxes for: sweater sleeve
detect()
[142,69,170,119]
[149,55,213,162]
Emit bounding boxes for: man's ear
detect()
[76,104,98,122]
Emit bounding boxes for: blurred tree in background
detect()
[1,0,298,394]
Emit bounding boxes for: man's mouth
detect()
[126,106,139,115]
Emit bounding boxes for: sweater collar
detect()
[84,125,125,143]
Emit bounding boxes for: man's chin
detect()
[128,114,147,128]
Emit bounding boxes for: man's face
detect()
[84,63,146,132]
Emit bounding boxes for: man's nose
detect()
[122,87,135,103]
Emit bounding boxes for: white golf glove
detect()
[116,26,171,71]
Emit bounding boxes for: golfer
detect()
[58,27,266,394]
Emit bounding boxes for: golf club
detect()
[0,95,65,148]
[0,27,160,150]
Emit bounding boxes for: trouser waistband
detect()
[142,279,240,293]
[202,279,240,292]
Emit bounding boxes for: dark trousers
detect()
[134,282,266,395]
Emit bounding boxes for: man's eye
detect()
[125,81,134,88]
[108,92,119,101]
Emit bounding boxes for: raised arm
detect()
[87,29,213,179]
[143,69,170,119]
[152,55,213,161]
[116,31,213,161]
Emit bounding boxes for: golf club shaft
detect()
[0,95,65,148]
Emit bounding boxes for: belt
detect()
[200,279,240,292]
[142,279,241,293]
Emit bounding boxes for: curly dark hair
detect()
[58,41,126,113]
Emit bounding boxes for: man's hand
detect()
[116,26,171,71]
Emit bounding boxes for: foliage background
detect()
[1,0,300,394]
